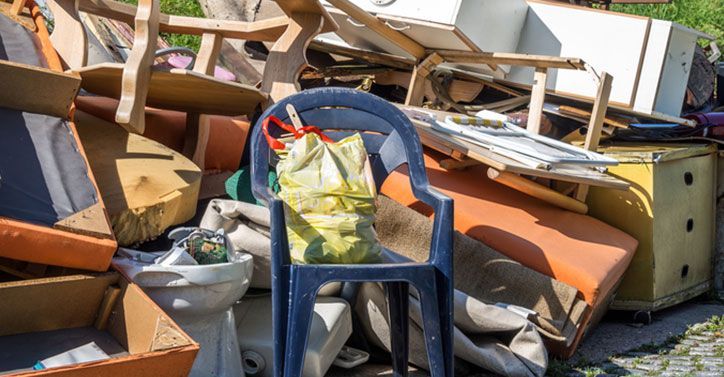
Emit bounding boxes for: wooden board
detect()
[0,60,81,118]
[399,105,630,190]
[509,0,651,108]
[74,63,267,116]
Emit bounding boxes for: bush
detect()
[611,0,723,47]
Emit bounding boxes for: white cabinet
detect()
[319,0,529,77]
[634,20,701,115]
[509,0,704,117]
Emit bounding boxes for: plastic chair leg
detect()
[282,281,318,377]
[385,282,410,377]
[437,273,455,377]
[418,285,448,377]
[272,275,290,377]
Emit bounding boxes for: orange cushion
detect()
[75,96,251,172]
[381,150,638,307]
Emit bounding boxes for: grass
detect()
[119,0,205,51]
[610,0,724,47]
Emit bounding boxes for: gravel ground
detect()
[549,301,724,377]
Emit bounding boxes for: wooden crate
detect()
[586,143,717,311]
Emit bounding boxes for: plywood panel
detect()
[0,60,80,118]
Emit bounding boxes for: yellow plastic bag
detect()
[267,117,382,264]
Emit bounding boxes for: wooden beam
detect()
[114,0,160,134]
[47,0,88,70]
[434,50,587,70]
[0,60,81,118]
[488,168,589,214]
[527,67,548,134]
[404,52,443,106]
[575,72,613,202]
[326,0,426,59]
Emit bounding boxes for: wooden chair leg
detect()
[10,0,25,15]
[186,32,223,169]
[527,67,548,134]
[575,72,613,202]
[115,0,160,134]
[262,12,324,103]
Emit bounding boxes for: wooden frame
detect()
[50,0,338,168]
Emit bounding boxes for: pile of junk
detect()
[0,0,721,376]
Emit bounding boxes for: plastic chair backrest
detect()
[251,87,431,195]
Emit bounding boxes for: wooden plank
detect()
[261,12,324,102]
[0,60,81,118]
[439,158,481,170]
[114,0,160,134]
[309,40,416,70]
[54,203,114,239]
[47,0,87,69]
[494,78,697,127]
[527,67,548,134]
[79,0,292,41]
[75,63,267,116]
[326,0,426,59]
[435,50,586,70]
[575,72,613,202]
[558,105,630,129]
[488,168,589,214]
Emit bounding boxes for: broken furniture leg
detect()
[575,72,613,202]
[115,0,160,134]
[488,168,589,214]
[404,52,444,106]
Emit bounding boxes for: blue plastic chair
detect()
[250,87,454,377]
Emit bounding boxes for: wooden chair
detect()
[44,0,338,168]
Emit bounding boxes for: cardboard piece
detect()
[0,272,198,376]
